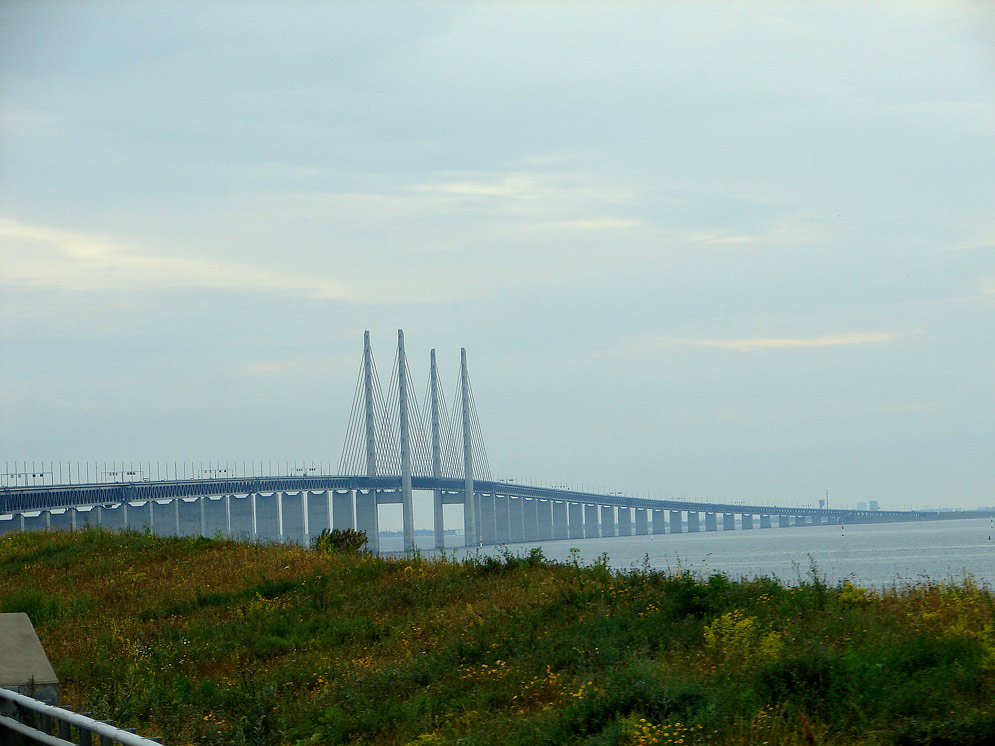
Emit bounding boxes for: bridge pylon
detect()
[338,330,490,551]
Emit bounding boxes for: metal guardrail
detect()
[0,688,163,745]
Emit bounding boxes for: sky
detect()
[1,1,993,521]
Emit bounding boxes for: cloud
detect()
[411,171,633,207]
[659,332,900,352]
[0,217,354,300]
[547,217,643,231]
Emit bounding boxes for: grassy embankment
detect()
[2,528,994,746]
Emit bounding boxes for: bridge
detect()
[1,331,984,551]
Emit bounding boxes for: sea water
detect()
[388,518,995,588]
[7,502,992,588]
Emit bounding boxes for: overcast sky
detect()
[2,1,993,519]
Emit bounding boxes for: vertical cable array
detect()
[338,333,491,480]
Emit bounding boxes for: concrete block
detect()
[0,613,59,707]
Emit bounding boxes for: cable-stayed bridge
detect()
[1,331,986,550]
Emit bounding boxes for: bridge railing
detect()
[0,687,163,745]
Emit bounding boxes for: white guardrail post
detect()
[0,688,163,745]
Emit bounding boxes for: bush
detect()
[310,528,368,553]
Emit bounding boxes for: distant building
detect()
[869,500,879,511]
[857,501,868,511]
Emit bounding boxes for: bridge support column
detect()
[687,511,700,532]
[759,514,771,529]
[278,492,305,545]
[600,506,615,537]
[121,502,128,530]
[227,495,250,539]
[552,501,568,540]
[480,493,496,545]
[71,506,78,530]
[652,510,665,535]
[568,502,584,539]
[46,510,66,531]
[277,492,286,542]
[741,513,753,530]
[670,510,682,533]
[200,497,207,537]
[494,494,511,543]
[333,490,355,530]
[509,497,525,543]
[355,491,379,552]
[794,515,806,527]
[634,509,648,535]
[225,495,232,536]
[523,498,539,543]
[584,504,600,538]
[306,491,330,538]
[538,500,554,541]
[704,512,717,531]
[723,513,735,531]
[778,515,790,528]
[618,507,632,536]
[301,491,310,546]
[120,502,145,533]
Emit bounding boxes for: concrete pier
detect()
[704,512,717,532]
[355,490,379,552]
[307,491,330,537]
[760,514,772,529]
[495,494,511,542]
[584,504,600,537]
[778,515,790,528]
[723,513,736,531]
[281,492,304,544]
[47,509,73,531]
[552,501,569,540]
[741,513,753,529]
[332,490,355,530]
[652,509,665,534]
[687,511,700,532]
[568,502,584,539]
[617,507,632,536]
[538,500,554,541]
[601,505,616,537]
[480,493,497,545]
[634,508,648,535]
[509,497,525,543]
[670,510,682,533]
[524,498,539,542]
[229,495,252,539]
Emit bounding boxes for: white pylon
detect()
[461,347,477,546]
[398,330,414,552]
[430,348,445,549]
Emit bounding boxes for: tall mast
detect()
[430,349,444,548]
[398,330,414,551]
[461,347,476,546]
[363,331,377,477]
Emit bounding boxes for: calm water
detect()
[7,499,993,588]
[394,518,995,588]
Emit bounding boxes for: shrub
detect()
[311,528,368,553]
[703,609,783,674]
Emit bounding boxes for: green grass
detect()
[2,529,994,745]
